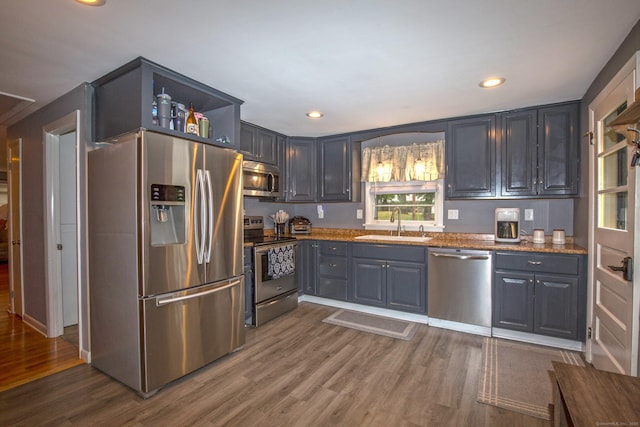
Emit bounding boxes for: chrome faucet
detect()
[390,207,402,236]
[419,224,425,237]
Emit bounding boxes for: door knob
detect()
[608,256,632,281]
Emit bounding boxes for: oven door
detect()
[254,242,297,303]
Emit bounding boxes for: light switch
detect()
[447,209,459,220]
[525,209,534,221]
[356,209,363,219]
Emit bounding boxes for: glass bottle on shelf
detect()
[186,103,199,136]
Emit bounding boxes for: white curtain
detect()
[361,140,444,182]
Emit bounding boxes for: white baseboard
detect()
[300,295,584,351]
[492,327,584,352]
[80,349,91,363]
[23,313,48,336]
[299,295,430,324]
[428,318,492,337]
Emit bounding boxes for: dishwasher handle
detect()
[430,252,491,261]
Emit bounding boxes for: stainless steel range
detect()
[244,216,298,326]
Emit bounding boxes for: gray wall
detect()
[575,19,640,248]
[7,83,93,351]
[245,196,574,235]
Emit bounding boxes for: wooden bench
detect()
[553,361,640,427]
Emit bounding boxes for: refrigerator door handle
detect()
[195,169,206,265]
[204,170,214,263]
[155,279,242,306]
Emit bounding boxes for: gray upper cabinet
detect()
[537,103,579,196]
[446,115,496,199]
[317,136,361,202]
[239,121,278,165]
[287,137,317,202]
[500,109,538,197]
[500,102,579,197]
[93,57,242,147]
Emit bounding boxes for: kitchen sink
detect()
[354,234,432,243]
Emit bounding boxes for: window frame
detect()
[364,179,444,232]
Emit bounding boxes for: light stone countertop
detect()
[270,228,587,255]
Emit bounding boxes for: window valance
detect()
[361,140,444,182]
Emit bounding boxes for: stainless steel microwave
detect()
[242,160,282,198]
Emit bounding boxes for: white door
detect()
[589,55,639,375]
[7,138,23,317]
[59,132,78,327]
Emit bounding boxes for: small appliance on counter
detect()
[495,208,520,243]
[289,216,312,234]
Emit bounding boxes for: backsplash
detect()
[244,197,574,236]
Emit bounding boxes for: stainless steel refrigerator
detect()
[88,130,244,396]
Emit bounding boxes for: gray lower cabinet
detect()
[243,246,254,325]
[351,243,426,314]
[493,251,585,340]
[296,240,317,295]
[316,241,348,300]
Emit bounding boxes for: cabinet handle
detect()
[329,263,337,267]
[312,244,318,248]
[331,247,337,251]
[527,261,542,265]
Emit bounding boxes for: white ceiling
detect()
[1,1,640,136]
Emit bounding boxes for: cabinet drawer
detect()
[495,252,579,275]
[352,243,426,263]
[318,241,348,256]
[318,255,348,278]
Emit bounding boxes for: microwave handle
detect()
[268,172,275,193]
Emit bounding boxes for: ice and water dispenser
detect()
[150,184,186,246]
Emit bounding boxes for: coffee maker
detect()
[495,208,520,243]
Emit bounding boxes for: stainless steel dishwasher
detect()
[428,248,493,335]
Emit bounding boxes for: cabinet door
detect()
[493,271,534,332]
[534,273,578,339]
[387,261,426,314]
[239,122,257,160]
[257,129,277,165]
[446,115,496,198]
[537,103,579,196]
[317,277,348,301]
[296,240,317,295]
[318,136,351,202]
[351,258,386,307]
[501,109,538,197]
[287,137,317,202]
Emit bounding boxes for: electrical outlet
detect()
[447,209,459,220]
[317,204,324,219]
[525,209,534,221]
[356,209,363,219]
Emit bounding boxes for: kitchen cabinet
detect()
[317,135,361,202]
[493,251,586,340]
[239,121,278,165]
[500,102,579,197]
[351,243,426,314]
[287,137,317,202]
[316,241,349,301]
[296,240,317,295]
[537,103,579,196]
[92,57,242,147]
[446,115,497,198]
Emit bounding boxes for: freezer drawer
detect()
[141,277,245,393]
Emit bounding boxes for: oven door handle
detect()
[255,241,297,254]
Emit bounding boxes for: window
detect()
[364,180,444,232]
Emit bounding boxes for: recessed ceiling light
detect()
[479,77,505,88]
[75,0,106,6]
[306,111,324,119]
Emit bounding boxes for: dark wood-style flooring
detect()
[0,302,549,426]
[0,262,83,392]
